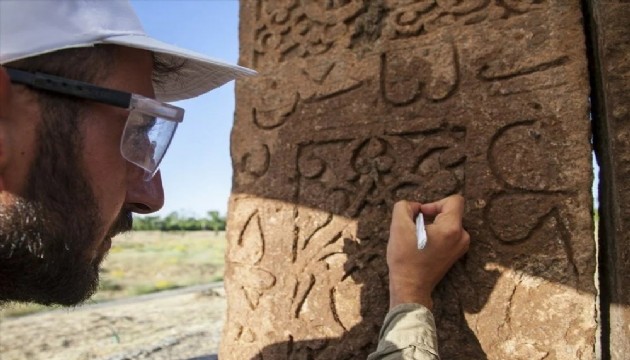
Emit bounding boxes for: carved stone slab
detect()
[222,1,597,359]
[589,1,630,358]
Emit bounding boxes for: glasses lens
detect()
[121,111,178,181]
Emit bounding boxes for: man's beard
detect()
[0,104,132,306]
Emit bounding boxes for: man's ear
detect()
[0,66,13,190]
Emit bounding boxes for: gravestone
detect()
[588,1,630,358]
[221,1,597,359]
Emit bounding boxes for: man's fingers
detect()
[420,194,465,219]
[389,201,424,251]
[420,195,467,247]
[392,200,422,219]
[460,229,471,253]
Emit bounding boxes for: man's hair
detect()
[7,45,184,116]
[8,45,117,86]
[6,47,121,176]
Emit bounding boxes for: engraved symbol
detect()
[301,57,364,101]
[475,23,571,97]
[228,209,277,310]
[237,143,270,183]
[478,56,569,82]
[488,120,567,191]
[253,0,363,65]
[384,0,490,39]
[298,128,466,217]
[252,77,299,130]
[485,120,580,283]
[383,0,545,39]
[381,42,459,105]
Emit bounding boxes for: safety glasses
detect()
[6,67,184,181]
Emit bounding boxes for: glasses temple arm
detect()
[6,68,132,109]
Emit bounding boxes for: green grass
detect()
[0,303,57,318]
[0,231,226,318]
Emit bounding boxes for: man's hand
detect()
[387,195,470,310]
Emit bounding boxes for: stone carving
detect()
[226,1,597,359]
[383,0,546,40]
[488,120,570,191]
[381,42,459,104]
[484,119,582,285]
[297,127,466,218]
[253,0,363,66]
[251,76,299,130]
[222,197,383,359]
[234,143,270,184]
[300,54,365,101]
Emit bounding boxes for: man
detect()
[0,1,469,359]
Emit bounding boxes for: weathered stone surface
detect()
[588,1,630,358]
[222,1,597,359]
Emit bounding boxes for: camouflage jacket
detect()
[368,304,439,360]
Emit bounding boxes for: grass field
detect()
[0,231,226,318]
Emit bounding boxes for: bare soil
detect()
[0,285,225,360]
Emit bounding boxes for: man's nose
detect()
[125,168,165,214]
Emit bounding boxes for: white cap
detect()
[0,0,256,102]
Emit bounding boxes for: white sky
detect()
[132,0,240,218]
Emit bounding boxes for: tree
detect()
[131,211,226,232]
[207,211,226,235]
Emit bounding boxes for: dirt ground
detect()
[0,285,225,360]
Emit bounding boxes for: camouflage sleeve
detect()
[367,303,440,360]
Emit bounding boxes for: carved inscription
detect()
[253,0,363,66]
[222,198,386,359]
[297,127,466,217]
[482,116,589,288]
[381,42,459,104]
[383,0,546,40]
[227,1,596,359]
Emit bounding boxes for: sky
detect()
[131,0,240,218]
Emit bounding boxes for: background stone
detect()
[588,0,630,359]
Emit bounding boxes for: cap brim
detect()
[103,34,256,102]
